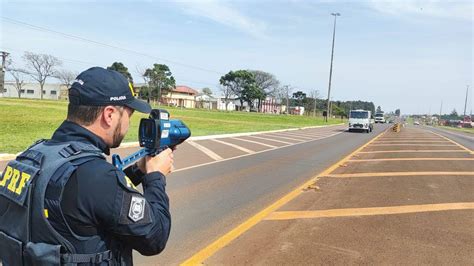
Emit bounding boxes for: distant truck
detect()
[374,112,385,123]
[348,109,373,133]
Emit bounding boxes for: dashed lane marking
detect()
[358,150,468,154]
[246,135,294,145]
[325,171,474,178]
[347,158,474,162]
[186,140,223,161]
[232,137,277,148]
[264,202,474,220]
[211,139,254,154]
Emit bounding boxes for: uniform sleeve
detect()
[95,168,171,256]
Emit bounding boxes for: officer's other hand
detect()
[145,148,174,175]
[137,157,146,174]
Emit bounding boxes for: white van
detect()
[348,110,373,133]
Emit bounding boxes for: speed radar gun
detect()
[112,109,191,171]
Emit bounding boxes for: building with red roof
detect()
[161,85,198,108]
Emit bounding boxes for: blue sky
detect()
[1,0,472,115]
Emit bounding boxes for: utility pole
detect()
[463,85,469,117]
[286,85,290,115]
[313,89,317,117]
[326,12,340,122]
[439,100,443,117]
[0,51,10,95]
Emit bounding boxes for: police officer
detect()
[0,67,173,265]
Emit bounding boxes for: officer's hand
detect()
[145,148,174,175]
[137,157,146,174]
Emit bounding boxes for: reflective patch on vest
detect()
[128,196,145,222]
[0,160,40,206]
[115,171,140,193]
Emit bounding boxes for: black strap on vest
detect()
[60,250,112,264]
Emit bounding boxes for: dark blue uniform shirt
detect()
[52,121,171,257]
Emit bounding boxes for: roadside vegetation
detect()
[0,98,344,153]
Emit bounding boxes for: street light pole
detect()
[326,12,340,122]
[463,85,469,117]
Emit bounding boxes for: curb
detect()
[0,123,346,161]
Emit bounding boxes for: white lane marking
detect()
[269,132,314,140]
[282,131,330,139]
[232,137,277,148]
[246,135,294,144]
[187,140,223,161]
[211,139,254,154]
[173,131,344,173]
[263,133,309,142]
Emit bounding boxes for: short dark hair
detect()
[67,104,106,126]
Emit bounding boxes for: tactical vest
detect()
[0,140,121,265]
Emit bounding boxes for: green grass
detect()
[0,98,344,153]
[438,126,474,134]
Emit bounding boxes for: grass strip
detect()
[0,98,344,153]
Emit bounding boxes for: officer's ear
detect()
[102,106,122,127]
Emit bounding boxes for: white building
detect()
[195,94,236,111]
[1,82,65,100]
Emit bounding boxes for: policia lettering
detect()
[0,165,31,195]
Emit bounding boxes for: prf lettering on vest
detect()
[125,176,137,190]
[0,165,32,195]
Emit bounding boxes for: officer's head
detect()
[67,67,151,148]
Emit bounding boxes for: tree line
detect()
[5,51,377,116]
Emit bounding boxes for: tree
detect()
[219,70,255,110]
[276,85,293,114]
[395,109,401,117]
[107,62,133,84]
[242,83,263,110]
[7,67,27,98]
[202,87,213,96]
[376,106,382,113]
[201,87,213,109]
[292,91,307,106]
[308,90,319,116]
[249,70,280,112]
[448,109,459,120]
[23,52,62,100]
[136,65,150,102]
[55,69,78,89]
[144,64,175,103]
[219,84,235,111]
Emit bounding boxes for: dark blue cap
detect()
[69,67,151,113]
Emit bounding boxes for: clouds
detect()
[367,0,473,21]
[173,0,268,39]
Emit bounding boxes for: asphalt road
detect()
[421,125,474,151]
[134,124,390,265]
[203,126,474,265]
